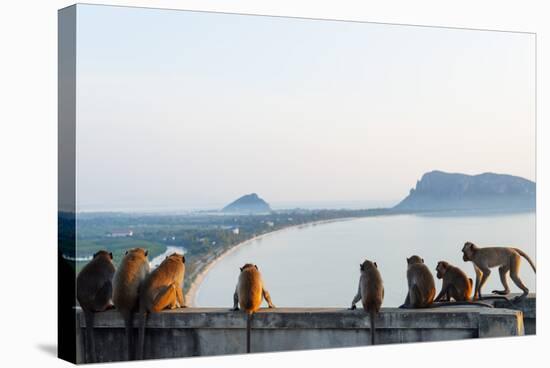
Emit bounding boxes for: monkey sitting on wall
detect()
[231,263,275,353]
[76,250,116,363]
[113,248,150,360]
[462,241,536,302]
[434,261,472,302]
[349,259,384,345]
[400,255,493,309]
[400,255,435,308]
[137,253,186,360]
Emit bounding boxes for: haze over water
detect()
[195,212,535,307]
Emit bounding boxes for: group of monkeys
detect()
[76,241,535,362]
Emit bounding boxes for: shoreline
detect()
[184,217,358,307]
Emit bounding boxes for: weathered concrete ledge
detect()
[489,293,536,335]
[76,306,524,363]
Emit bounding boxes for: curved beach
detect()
[185,217,355,306]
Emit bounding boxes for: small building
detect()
[107,230,133,238]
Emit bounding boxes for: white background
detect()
[0,1,547,367]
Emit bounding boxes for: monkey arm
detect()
[231,286,239,311]
[262,288,275,308]
[176,286,186,308]
[350,282,361,309]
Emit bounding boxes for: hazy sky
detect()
[75,5,535,211]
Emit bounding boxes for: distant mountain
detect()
[394,171,535,211]
[222,193,272,213]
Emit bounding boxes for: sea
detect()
[195,211,536,307]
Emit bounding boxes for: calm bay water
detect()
[195,212,536,307]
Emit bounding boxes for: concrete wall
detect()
[76,306,524,363]
[492,294,536,335]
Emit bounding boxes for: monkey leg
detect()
[262,288,275,308]
[447,285,464,302]
[399,292,411,308]
[150,284,178,312]
[473,266,482,300]
[434,285,449,302]
[477,268,491,299]
[510,257,529,300]
[492,266,511,295]
[409,285,422,308]
[94,281,114,312]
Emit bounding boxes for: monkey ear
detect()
[421,258,424,263]
[109,252,113,259]
[144,250,148,257]
[360,264,364,271]
[374,262,378,268]
[125,250,128,255]
[93,252,97,258]
[255,265,258,270]
[406,257,410,263]
[240,266,244,272]
[182,255,186,264]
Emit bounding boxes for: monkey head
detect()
[125,248,149,258]
[462,242,476,261]
[360,259,378,272]
[406,255,424,265]
[166,253,185,263]
[435,261,449,279]
[93,250,113,260]
[240,263,258,272]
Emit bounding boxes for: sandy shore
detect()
[184,217,357,306]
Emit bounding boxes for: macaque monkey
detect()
[462,241,536,302]
[231,263,275,353]
[349,259,384,344]
[435,261,472,302]
[76,250,116,363]
[400,255,435,308]
[113,248,150,360]
[137,253,185,360]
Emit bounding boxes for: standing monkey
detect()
[113,248,150,360]
[231,263,275,353]
[76,250,116,363]
[349,259,384,345]
[400,255,435,308]
[434,261,472,302]
[462,241,536,302]
[136,253,186,360]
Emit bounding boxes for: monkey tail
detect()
[84,311,96,363]
[431,301,493,308]
[369,309,376,345]
[480,295,515,306]
[125,314,134,360]
[137,311,148,360]
[514,248,536,273]
[246,312,253,354]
